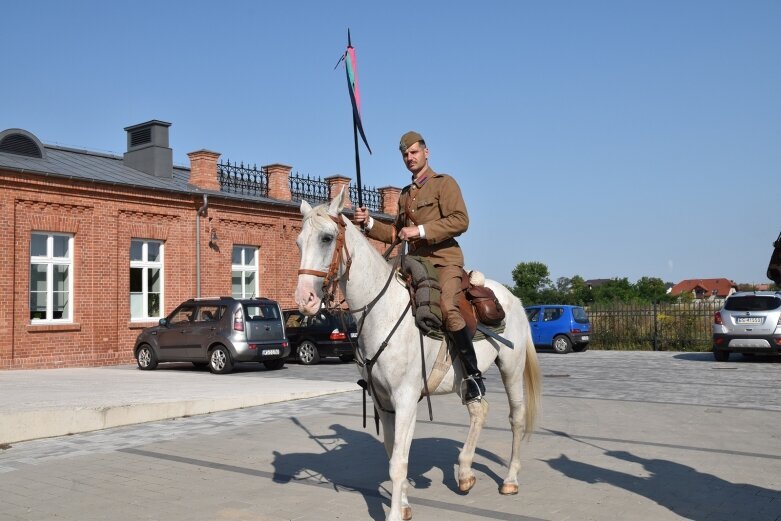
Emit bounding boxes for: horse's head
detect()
[294,188,349,315]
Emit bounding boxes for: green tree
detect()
[592,277,636,303]
[635,276,671,302]
[511,261,551,304]
[570,275,592,304]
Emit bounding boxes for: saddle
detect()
[397,258,508,396]
[397,257,506,337]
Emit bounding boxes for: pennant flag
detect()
[343,30,371,154]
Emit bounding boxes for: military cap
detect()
[399,131,425,152]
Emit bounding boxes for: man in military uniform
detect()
[353,131,485,403]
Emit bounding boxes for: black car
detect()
[283,308,358,365]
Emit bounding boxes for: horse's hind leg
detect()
[457,398,489,492]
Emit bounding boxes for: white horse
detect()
[294,190,542,521]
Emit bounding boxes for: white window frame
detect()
[232,245,259,299]
[30,232,74,323]
[130,239,165,321]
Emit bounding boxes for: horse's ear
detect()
[300,199,313,216]
[328,187,347,216]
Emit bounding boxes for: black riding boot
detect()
[450,327,486,403]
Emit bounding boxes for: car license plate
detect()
[581,335,589,341]
[736,317,762,325]
[350,333,358,338]
[261,349,280,356]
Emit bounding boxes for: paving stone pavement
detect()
[0,351,779,520]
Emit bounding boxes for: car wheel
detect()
[713,349,730,362]
[339,354,355,363]
[263,359,286,370]
[209,345,234,374]
[297,341,321,365]
[136,344,158,370]
[552,335,573,354]
[573,343,589,352]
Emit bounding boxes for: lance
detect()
[340,29,371,208]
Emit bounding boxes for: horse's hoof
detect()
[402,505,413,520]
[458,476,476,492]
[499,483,519,495]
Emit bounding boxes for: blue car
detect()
[525,305,592,354]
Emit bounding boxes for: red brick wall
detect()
[0,167,395,370]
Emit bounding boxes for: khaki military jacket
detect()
[367,168,469,267]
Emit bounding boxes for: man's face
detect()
[401,142,429,176]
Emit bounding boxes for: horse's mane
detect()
[302,202,338,232]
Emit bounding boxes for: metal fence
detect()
[216,161,386,213]
[349,184,383,213]
[290,173,384,213]
[289,173,330,205]
[217,161,268,197]
[586,300,722,351]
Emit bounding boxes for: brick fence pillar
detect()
[187,150,221,191]
[379,186,401,215]
[325,175,352,209]
[264,164,293,201]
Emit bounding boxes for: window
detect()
[543,308,563,322]
[30,232,73,322]
[195,305,222,322]
[130,239,164,321]
[244,303,280,321]
[168,305,195,325]
[232,246,258,299]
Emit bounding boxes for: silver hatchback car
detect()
[712,291,781,361]
[134,297,290,374]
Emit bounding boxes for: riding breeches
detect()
[436,265,466,331]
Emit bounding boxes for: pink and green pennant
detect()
[344,35,371,153]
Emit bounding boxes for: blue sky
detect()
[3,1,779,286]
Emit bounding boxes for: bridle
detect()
[297,214,352,306]
[296,211,415,425]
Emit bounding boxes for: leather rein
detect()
[297,214,352,305]
[296,214,409,426]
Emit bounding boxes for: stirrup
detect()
[460,375,485,404]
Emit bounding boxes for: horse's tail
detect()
[522,328,542,440]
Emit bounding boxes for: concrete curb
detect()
[1,387,358,444]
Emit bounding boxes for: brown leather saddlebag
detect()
[466,284,505,326]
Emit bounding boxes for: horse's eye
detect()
[321,234,334,244]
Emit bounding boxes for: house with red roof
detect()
[668,278,738,299]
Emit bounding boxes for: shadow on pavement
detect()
[673,352,781,364]
[272,421,506,520]
[546,449,780,520]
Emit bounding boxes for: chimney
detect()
[123,120,173,177]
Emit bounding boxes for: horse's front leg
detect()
[458,398,490,492]
[384,401,417,521]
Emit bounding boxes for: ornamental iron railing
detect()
[216,162,386,213]
[217,160,268,198]
[350,184,383,213]
[289,173,330,205]
[289,173,384,213]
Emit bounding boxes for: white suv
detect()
[712,292,781,361]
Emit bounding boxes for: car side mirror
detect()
[159,318,168,327]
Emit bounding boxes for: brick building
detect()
[0,120,400,369]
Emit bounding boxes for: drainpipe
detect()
[196,194,208,298]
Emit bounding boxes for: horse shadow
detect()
[271,421,506,520]
[545,449,780,520]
